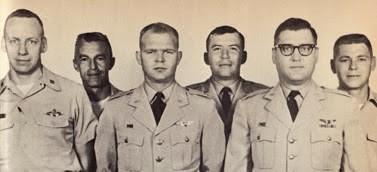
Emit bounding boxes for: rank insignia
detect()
[46,109,63,117]
[319,119,336,128]
[0,113,5,119]
[176,121,194,127]
[126,124,133,128]
[258,122,266,127]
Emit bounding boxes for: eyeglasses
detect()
[275,44,317,56]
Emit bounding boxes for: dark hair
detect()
[333,33,373,59]
[274,18,317,45]
[4,9,44,37]
[139,22,179,49]
[74,32,113,59]
[206,25,245,51]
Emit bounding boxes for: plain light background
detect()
[1,0,376,91]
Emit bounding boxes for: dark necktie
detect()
[151,92,166,125]
[287,90,300,122]
[220,87,232,115]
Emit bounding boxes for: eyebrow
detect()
[210,44,241,48]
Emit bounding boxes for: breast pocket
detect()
[34,114,71,145]
[310,129,342,170]
[170,124,200,170]
[117,132,144,171]
[250,127,276,169]
[0,115,15,160]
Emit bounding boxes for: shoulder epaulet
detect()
[186,82,203,90]
[109,88,135,101]
[185,87,210,99]
[242,88,270,100]
[320,86,351,97]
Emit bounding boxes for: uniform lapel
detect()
[155,84,189,135]
[264,85,293,128]
[291,83,325,132]
[128,85,157,132]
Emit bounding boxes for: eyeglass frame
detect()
[273,44,317,56]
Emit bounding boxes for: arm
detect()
[200,100,226,172]
[224,100,252,172]
[95,106,118,172]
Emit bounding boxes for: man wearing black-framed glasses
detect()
[225,18,369,172]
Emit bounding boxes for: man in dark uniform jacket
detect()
[187,26,268,141]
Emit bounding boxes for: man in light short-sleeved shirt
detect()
[0,9,97,171]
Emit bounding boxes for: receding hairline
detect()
[139,30,179,49]
[4,16,44,37]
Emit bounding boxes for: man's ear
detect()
[1,37,5,52]
[241,51,247,64]
[177,51,182,65]
[73,59,79,72]
[272,48,277,64]
[41,37,48,53]
[204,52,209,65]
[136,51,142,65]
[371,56,376,71]
[330,59,336,74]
[109,57,115,70]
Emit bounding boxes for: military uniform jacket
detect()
[187,78,268,141]
[225,82,369,172]
[360,90,377,171]
[95,83,225,172]
[0,67,97,171]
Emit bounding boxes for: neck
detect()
[280,79,311,91]
[340,85,369,105]
[9,67,43,85]
[145,79,175,92]
[212,75,241,86]
[85,84,112,102]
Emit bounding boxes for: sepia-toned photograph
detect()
[0,0,376,171]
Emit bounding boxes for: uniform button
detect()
[327,136,332,141]
[156,156,164,162]
[288,154,295,160]
[157,139,164,145]
[185,137,190,142]
[124,137,128,143]
[257,135,260,140]
[288,138,295,144]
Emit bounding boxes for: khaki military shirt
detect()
[95,83,225,172]
[0,67,97,171]
[359,90,377,171]
[225,82,369,172]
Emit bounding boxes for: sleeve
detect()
[341,107,370,172]
[224,99,252,172]
[95,105,118,172]
[73,86,98,145]
[200,99,226,172]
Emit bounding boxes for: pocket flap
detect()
[35,115,69,128]
[367,131,377,142]
[119,132,144,146]
[0,117,14,131]
[170,132,192,146]
[311,130,341,144]
[250,127,276,142]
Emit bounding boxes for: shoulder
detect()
[186,81,207,91]
[242,88,270,101]
[242,80,269,91]
[185,87,210,99]
[108,88,135,101]
[320,86,351,98]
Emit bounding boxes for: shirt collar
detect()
[210,77,241,97]
[144,82,175,103]
[280,80,312,99]
[367,88,377,107]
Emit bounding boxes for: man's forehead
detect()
[4,17,43,36]
[277,29,315,44]
[141,31,178,48]
[209,33,242,46]
[337,43,370,56]
[78,41,111,55]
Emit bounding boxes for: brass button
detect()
[288,138,295,144]
[185,137,190,142]
[288,154,295,160]
[124,137,128,143]
[257,135,260,140]
[156,156,164,162]
[157,139,164,145]
[327,136,332,141]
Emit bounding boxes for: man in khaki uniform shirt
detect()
[0,9,97,171]
[95,22,225,172]
[73,32,122,118]
[187,26,268,142]
[225,18,369,172]
[331,33,377,171]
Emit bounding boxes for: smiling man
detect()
[0,9,97,171]
[73,32,121,118]
[95,22,225,172]
[331,33,377,171]
[225,18,369,172]
[187,26,268,142]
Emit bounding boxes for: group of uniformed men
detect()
[0,8,375,172]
